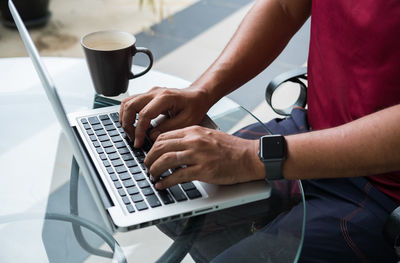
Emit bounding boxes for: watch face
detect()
[260,135,286,159]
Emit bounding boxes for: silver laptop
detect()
[9,0,271,231]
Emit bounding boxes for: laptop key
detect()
[169,185,187,202]
[110,173,118,181]
[101,140,113,148]
[95,129,107,136]
[158,190,174,205]
[133,173,145,181]
[105,147,116,154]
[81,118,88,124]
[106,167,114,174]
[90,135,97,141]
[99,114,109,120]
[118,147,130,155]
[93,141,100,148]
[181,182,196,191]
[98,135,109,142]
[126,186,139,195]
[142,187,154,196]
[115,141,126,149]
[111,136,123,143]
[123,179,135,188]
[186,189,202,199]
[122,196,131,205]
[133,149,144,157]
[96,147,104,154]
[131,193,144,203]
[108,153,119,160]
[146,194,161,208]
[122,153,134,161]
[116,166,128,174]
[110,112,119,122]
[88,116,100,125]
[108,130,119,137]
[83,123,91,130]
[104,124,116,131]
[138,180,150,189]
[103,160,111,167]
[118,172,131,181]
[101,119,113,126]
[87,129,94,136]
[129,166,142,174]
[118,188,127,196]
[126,204,135,213]
[112,159,124,167]
[92,124,103,131]
[125,160,138,168]
[99,153,107,160]
[114,181,122,189]
[135,201,148,211]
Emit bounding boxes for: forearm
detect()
[191,0,311,106]
[249,105,400,181]
[282,104,400,180]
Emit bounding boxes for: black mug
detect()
[81,30,153,97]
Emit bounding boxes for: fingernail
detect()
[155,182,162,189]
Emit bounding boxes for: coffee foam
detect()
[82,31,135,51]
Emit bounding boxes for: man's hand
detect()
[119,87,211,148]
[144,126,264,189]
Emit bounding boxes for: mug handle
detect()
[130,47,154,79]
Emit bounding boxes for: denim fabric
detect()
[211,108,398,262]
[159,108,398,262]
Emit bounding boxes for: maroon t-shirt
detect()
[307,0,400,203]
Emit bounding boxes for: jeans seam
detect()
[339,183,372,263]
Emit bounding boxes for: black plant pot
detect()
[0,0,50,28]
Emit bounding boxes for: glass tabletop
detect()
[0,57,305,263]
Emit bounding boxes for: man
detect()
[120,0,400,261]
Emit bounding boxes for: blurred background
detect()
[0,0,310,120]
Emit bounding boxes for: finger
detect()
[119,87,163,123]
[152,125,200,145]
[149,112,194,141]
[145,138,186,166]
[134,96,176,147]
[155,165,198,190]
[121,95,151,140]
[148,149,192,182]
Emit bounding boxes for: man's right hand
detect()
[119,86,211,148]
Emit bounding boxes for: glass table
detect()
[0,57,305,263]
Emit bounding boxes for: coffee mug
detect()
[81,30,153,97]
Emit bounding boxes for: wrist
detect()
[250,139,267,181]
[186,84,216,111]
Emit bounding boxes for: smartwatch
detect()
[258,134,286,181]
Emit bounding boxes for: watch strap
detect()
[262,160,284,181]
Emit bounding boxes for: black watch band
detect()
[261,160,284,181]
[258,134,286,181]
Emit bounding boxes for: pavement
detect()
[0,1,310,262]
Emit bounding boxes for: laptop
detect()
[9,0,271,231]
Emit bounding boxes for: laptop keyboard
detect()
[80,112,202,214]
